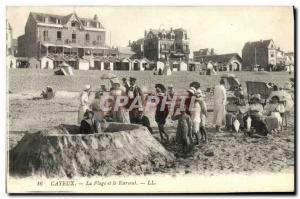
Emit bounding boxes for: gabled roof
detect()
[197,53,242,63]
[29,12,104,29]
[117,46,135,55]
[243,39,274,50]
[147,28,176,38]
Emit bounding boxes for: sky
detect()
[6,6,294,56]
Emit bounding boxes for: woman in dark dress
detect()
[155,84,169,142]
[80,109,101,134]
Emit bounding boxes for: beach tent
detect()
[179,61,188,71]
[221,74,240,91]
[54,62,74,76]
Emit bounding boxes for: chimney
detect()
[94,14,98,21]
[129,40,131,46]
[144,30,147,37]
[211,48,214,55]
[170,27,173,31]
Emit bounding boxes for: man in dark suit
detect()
[132,108,152,134]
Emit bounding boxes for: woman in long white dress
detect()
[78,85,91,124]
[111,83,130,123]
[90,90,106,122]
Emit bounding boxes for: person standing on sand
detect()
[111,82,130,123]
[172,106,193,153]
[78,84,91,124]
[213,79,227,132]
[155,84,169,142]
[126,77,144,123]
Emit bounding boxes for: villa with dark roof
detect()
[242,39,279,71]
[130,27,190,63]
[17,12,111,69]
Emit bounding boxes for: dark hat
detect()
[129,77,136,82]
[84,109,94,117]
[155,83,166,92]
[189,82,200,89]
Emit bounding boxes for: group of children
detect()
[76,77,293,154]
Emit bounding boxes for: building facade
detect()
[242,39,283,70]
[17,12,111,69]
[130,28,190,62]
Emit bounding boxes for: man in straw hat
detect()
[213,79,227,132]
[78,84,92,124]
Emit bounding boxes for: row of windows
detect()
[71,20,100,28]
[43,30,102,42]
[161,43,189,50]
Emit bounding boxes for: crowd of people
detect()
[76,76,294,153]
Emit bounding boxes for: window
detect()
[162,34,166,39]
[42,17,46,23]
[71,21,76,27]
[57,31,62,40]
[184,34,188,39]
[171,34,175,40]
[96,23,100,28]
[56,19,61,24]
[97,35,101,41]
[43,30,48,41]
[271,53,274,58]
[72,33,76,42]
[85,34,90,42]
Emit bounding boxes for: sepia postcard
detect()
[6,6,295,193]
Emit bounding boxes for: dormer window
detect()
[71,21,76,27]
[42,17,47,23]
[184,33,188,39]
[56,19,61,24]
[86,21,90,27]
[96,23,100,28]
[162,33,166,39]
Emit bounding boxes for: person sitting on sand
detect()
[40,86,55,100]
[80,109,101,134]
[264,95,285,133]
[172,105,193,153]
[225,96,240,131]
[244,94,268,136]
[132,107,152,134]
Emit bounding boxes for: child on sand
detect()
[172,106,193,153]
